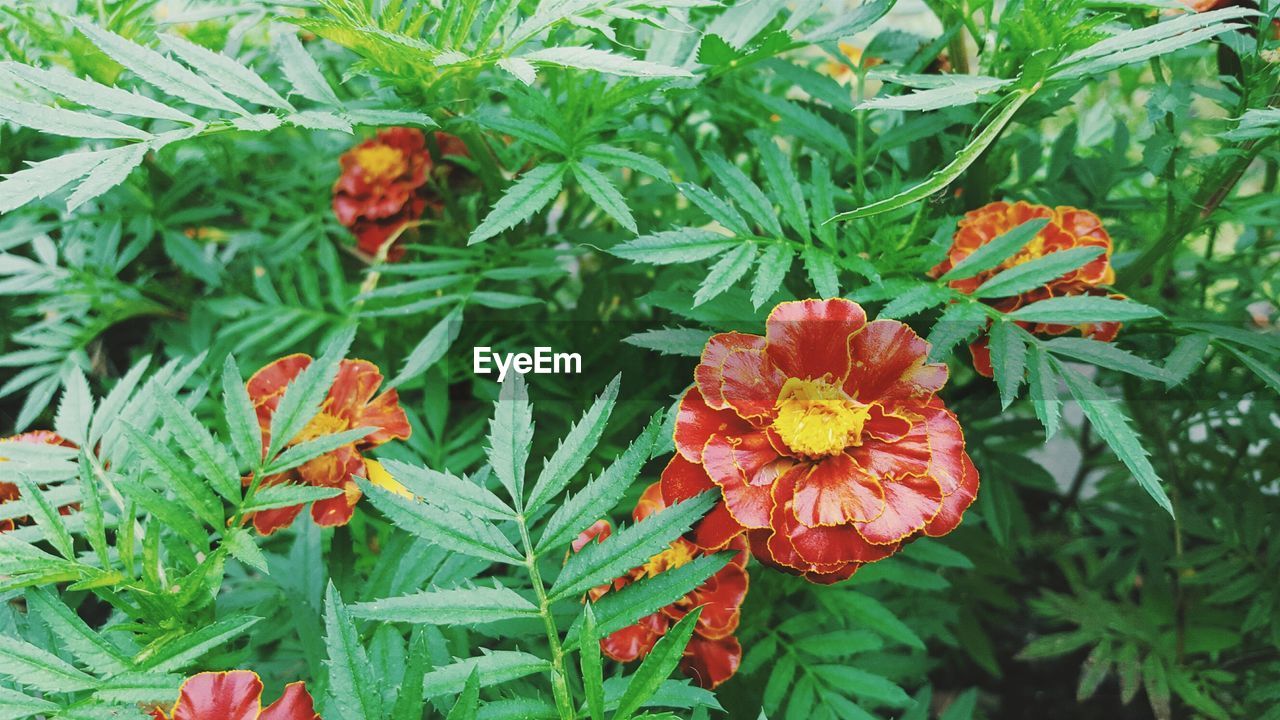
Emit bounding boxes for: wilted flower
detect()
[149,671,318,720]
[671,298,978,584]
[332,127,469,260]
[928,200,1121,376]
[575,482,749,688]
[245,355,410,535]
[1,431,78,533]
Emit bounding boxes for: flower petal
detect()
[633,481,666,522]
[856,474,944,545]
[924,451,979,537]
[765,299,866,382]
[791,453,885,526]
[696,332,766,411]
[573,519,612,552]
[923,400,969,497]
[769,466,897,568]
[169,671,263,720]
[846,319,947,403]
[718,346,787,420]
[680,635,741,689]
[674,387,752,463]
[259,683,320,720]
[247,355,311,406]
[847,417,931,480]
[687,561,749,639]
[355,390,412,447]
[329,360,384,420]
[601,613,666,662]
[661,457,747,549]
[702,432,788,529]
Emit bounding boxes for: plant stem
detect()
[518,515,576,720]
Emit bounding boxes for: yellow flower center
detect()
[292,411,349,445]
[641,541,696,579]
[771,377,871,459]
[354,144,407,181]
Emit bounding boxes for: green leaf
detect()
[551,493,715,601]
[240,483,344,513]
[267,326,354,458]
[878,284,952,319]
[346,108,438,128]
[859,77,1013,111]
[263,427,375,475]
[705,154,782,237]
[0,98,153,140]
[940,688,978,720]
[582,604,606,720]
[1006,295,1162,323]
[115,473,208,548]
[157,34,292,110]
[124,423,224,528]
[926,303,989,362]
[753,134,808,240]
[521,47,692,77]
[487,373,535,505]
[1043,337,1174,382]
[25,588,129,675]
[380,459,514,520]
[325,583,383,720]
[1053,7,1253,79]
[680,183,751,236]
[1027,345,1062,438]
[610,228,737,265]
[221,355,262,469]
[54,365,92,448]
[622,327,714,357]
[1226,346,1280,396]
[90,672,183,704]
[989,321,1028,409]
[575,163,637,233]
[695,243,757,306]
[830,88,1035,221]
[612,609,704,720]
[582,144,670,181]
[274,30,341,106]
[1056,363,1172,515]
[537,413,663,553]
[65,142,150,212]
[0,148,112,214]
[222,526,269,574]
[76,453,110,568]
[358,479,523,564]
[0,687,60,718]
[13,476,75,560]
[421,652,550,698]
[446,670,480,720]
[157,391,240,502]
[751,244,794,309]
[938,218,1050,281]
[69,18,243,113]
[802,246,839,299]
[811,665,911,707]
[469,163,567,245]
[822,591,925,650]
[526,375,619,514]
[972,246,1104,299]
[0,61,197,123]
[350,586,539,625]
[137,615,261,672]
[388,309,461,388]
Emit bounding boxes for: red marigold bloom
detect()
[928,201,1122,377]
[245,354,410,535]
[670,298,978,584]
[332,127,469,260]
[1,431,78,532]
[575,482,749,689]
[150,671,318,720]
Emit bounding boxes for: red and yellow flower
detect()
[668,298,978,584]
[332,127,469,260]
[1,431,78,532]
[576,482,749,689]
[150,671,318,720]
[928,201,1122,377]
[245,355,410,535]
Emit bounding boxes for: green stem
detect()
[518,516,576,720]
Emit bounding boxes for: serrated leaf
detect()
[0,686,60,719]
[346,108,438,127]
[379,459,514,520]
[622,327,714,357]
[157,34,292,110]
[487,373,534,504]
[274,30,341,105]
[582,604,606,720]
[551,493,715,601]
[325,583,382,720]
[694,243,756,306]
[705,154,782,237]
[973,246,1105,299]
[25,588,129,676]
[350,586,539,624]
[610,228,736,265]
[421,652,550,697]
[575,163,637,233]
[469,163,566,245]
[751,244,794,308]
[446,670,480,720]
[679,183,751,236]
[66,142,150,211]
[1044,337,1174,382]
[1006,295,1162,323]
[989,321,1028,409]
[0,149,111,214]
[521,47,691,77]
[927,303,989,362]
[526,375,619,514]
[359,479,523,564]
[267,327,354,458]
[240,483,343,513]
[157,391,240,502]
[388,309,461,388]
[222,526,269,573]
[138,616,260,672]
[612,608,703,720]
[498,57,538,84]
[263,426,375,475]
[12,475,75,560]
[0,61,197,123]
[54,365,92,446]
[124,423,224,527]
[1028,345,1062,438]
[221,355,261,469]
[582,144,670,181]
[879,284,952,319]
[938,218,1050,281]
[0,98,152,140]
[802,246,839,299]
[753,134,808,240]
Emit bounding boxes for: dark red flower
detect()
[245,354,411,535]
[928,201,1122,377]
[332,127,469,260]
[1,431,78,532]
[576,482,749,688]
[150,671,318,720]
[671,298,979,584]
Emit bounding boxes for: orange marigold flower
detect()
[245,354,411,535]
[575,482,749,689]
[332,127,469,260]
[150,671,318,720]
[670,298,979,584]
[1,431,78,532]
[928,200,1122,377]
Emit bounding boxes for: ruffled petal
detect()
[674,387,752,463]
[702,433,788,528]
[765,299,866,382]
[247,355,311,407]
[633,481,666,522]
[573,519,612,552]
[718,346,787,420]
[355,390,412,447]
[680,635,741,689]
[791,453,885,526]
[769,467,897,568]
[601,613,666,662]
[856,474,944,545]
[924,452,979,537]
[923,400,969,496]
[688,561,749,639]
[259,683,320,720]
[328,360,385,421]
[168,671,263,720]
[696,333,765,411]
[969,336,994,378]
[847,414,932,480]
[864,404,913,443]
[845,320,947,403]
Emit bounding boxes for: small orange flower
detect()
[332,127,469,260]
[150,671,318,720]
[575,483,749,689]
[1,431,78,532]
[929,201,1122,377]
[245,355,410,535]
[671,298,979,584]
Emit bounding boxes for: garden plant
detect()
[0,0,1278,718]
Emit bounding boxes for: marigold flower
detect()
[1,431,78,532]
[669,298,979,584]
[928,201,1122,377]
[575,482,749,688]
[245,355,410,535]
[150,671,318,720]
[332,127,469,260]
